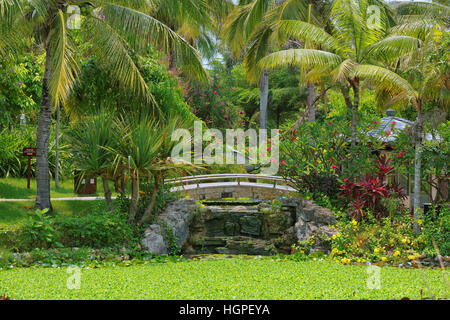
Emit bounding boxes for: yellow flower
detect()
[417,219,423,225]
[393,251,400,257]
[306,196,310,200]
[332,234,337,239]
[200,204,205,208]
[332,248,338,254]
[407,239,411,244]
[336,233,341,238]
[351,220,358,226]
[300,250,304,254]
[185,195,190,199]
[401,238,407,244]
[381,257,387,262]
[374,248,380,253]
[408,255,416,260]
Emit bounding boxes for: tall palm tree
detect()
[257,0,396,144]
[356,21,448,228]
[223,0,310,129]
[0,0,208,211]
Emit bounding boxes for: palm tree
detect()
[222,0,308,129]
[0,0,208,211]
[257,0,396,145]
[356,21,448,229]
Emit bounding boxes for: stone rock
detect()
[239,215,262,236]
[141,224,166,255]
[141,199,196,254]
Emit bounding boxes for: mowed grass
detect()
[0,178,107,199]
[0,259,448,300]
[0,200,100,231]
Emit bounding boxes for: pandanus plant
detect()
[111,116,165,223]
[68,113,119,207]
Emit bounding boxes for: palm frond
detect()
[257,49,343,77]
[101,3,208,83]
[85,16,155,106]
[277,20,339,52]
[390,20,436,41]
[222,3,252,57]
[244,0,270,37]
[354,64,418,102]
[330,0,365,59]
[330,58,356,83]
[365,35,422,63]
[48,10,80,108]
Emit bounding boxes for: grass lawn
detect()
[0,177,117,199]
[0,259,448,300]
[0,200,100,231]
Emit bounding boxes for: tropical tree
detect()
[0,0,208,211]
[223,0,306,129]
[257,0,396,144]
[356,22,449,228]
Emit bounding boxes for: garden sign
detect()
[22,147,36,189]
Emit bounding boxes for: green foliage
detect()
[329,209,424,264]
[20,209,63,249]
[0,125,72,178]
[0,259,448,299]
[56,205,138,249]
[417,205,450,257]
[279,116,383,200]
[0,52,44,128]
[158,220,181,256]
[18,204,139,250]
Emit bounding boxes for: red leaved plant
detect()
[339,155,407,221]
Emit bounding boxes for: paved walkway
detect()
[0,196,116,202]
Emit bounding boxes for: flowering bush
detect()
[329,214,422,264]
[339,155,407,220]
[279,117,383,201]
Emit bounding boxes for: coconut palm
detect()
[355,22,449,228]
[223,0,311,129]
[0,0,208,211]
[257,0,396,144]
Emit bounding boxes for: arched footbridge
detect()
[165,174,296,200]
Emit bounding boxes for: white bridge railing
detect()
[164,174,295,191]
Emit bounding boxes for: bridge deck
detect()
[170,181,296,192]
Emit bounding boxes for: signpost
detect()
[22,147,36,189]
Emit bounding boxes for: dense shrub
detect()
[19,204,140,250]
[279,117,383,200]
[417,205,450,257]
[56,207,138,248]
[339,155,407,220]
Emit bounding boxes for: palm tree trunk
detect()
[307,81,316,122]
[35,47,53,212]
[412,107,423,232]
[127,175,140,223]
[351,83,360,147]
[139,178,160,225]
[102,176,112,208]
[55,105,60,189]
[259,70,269,129]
